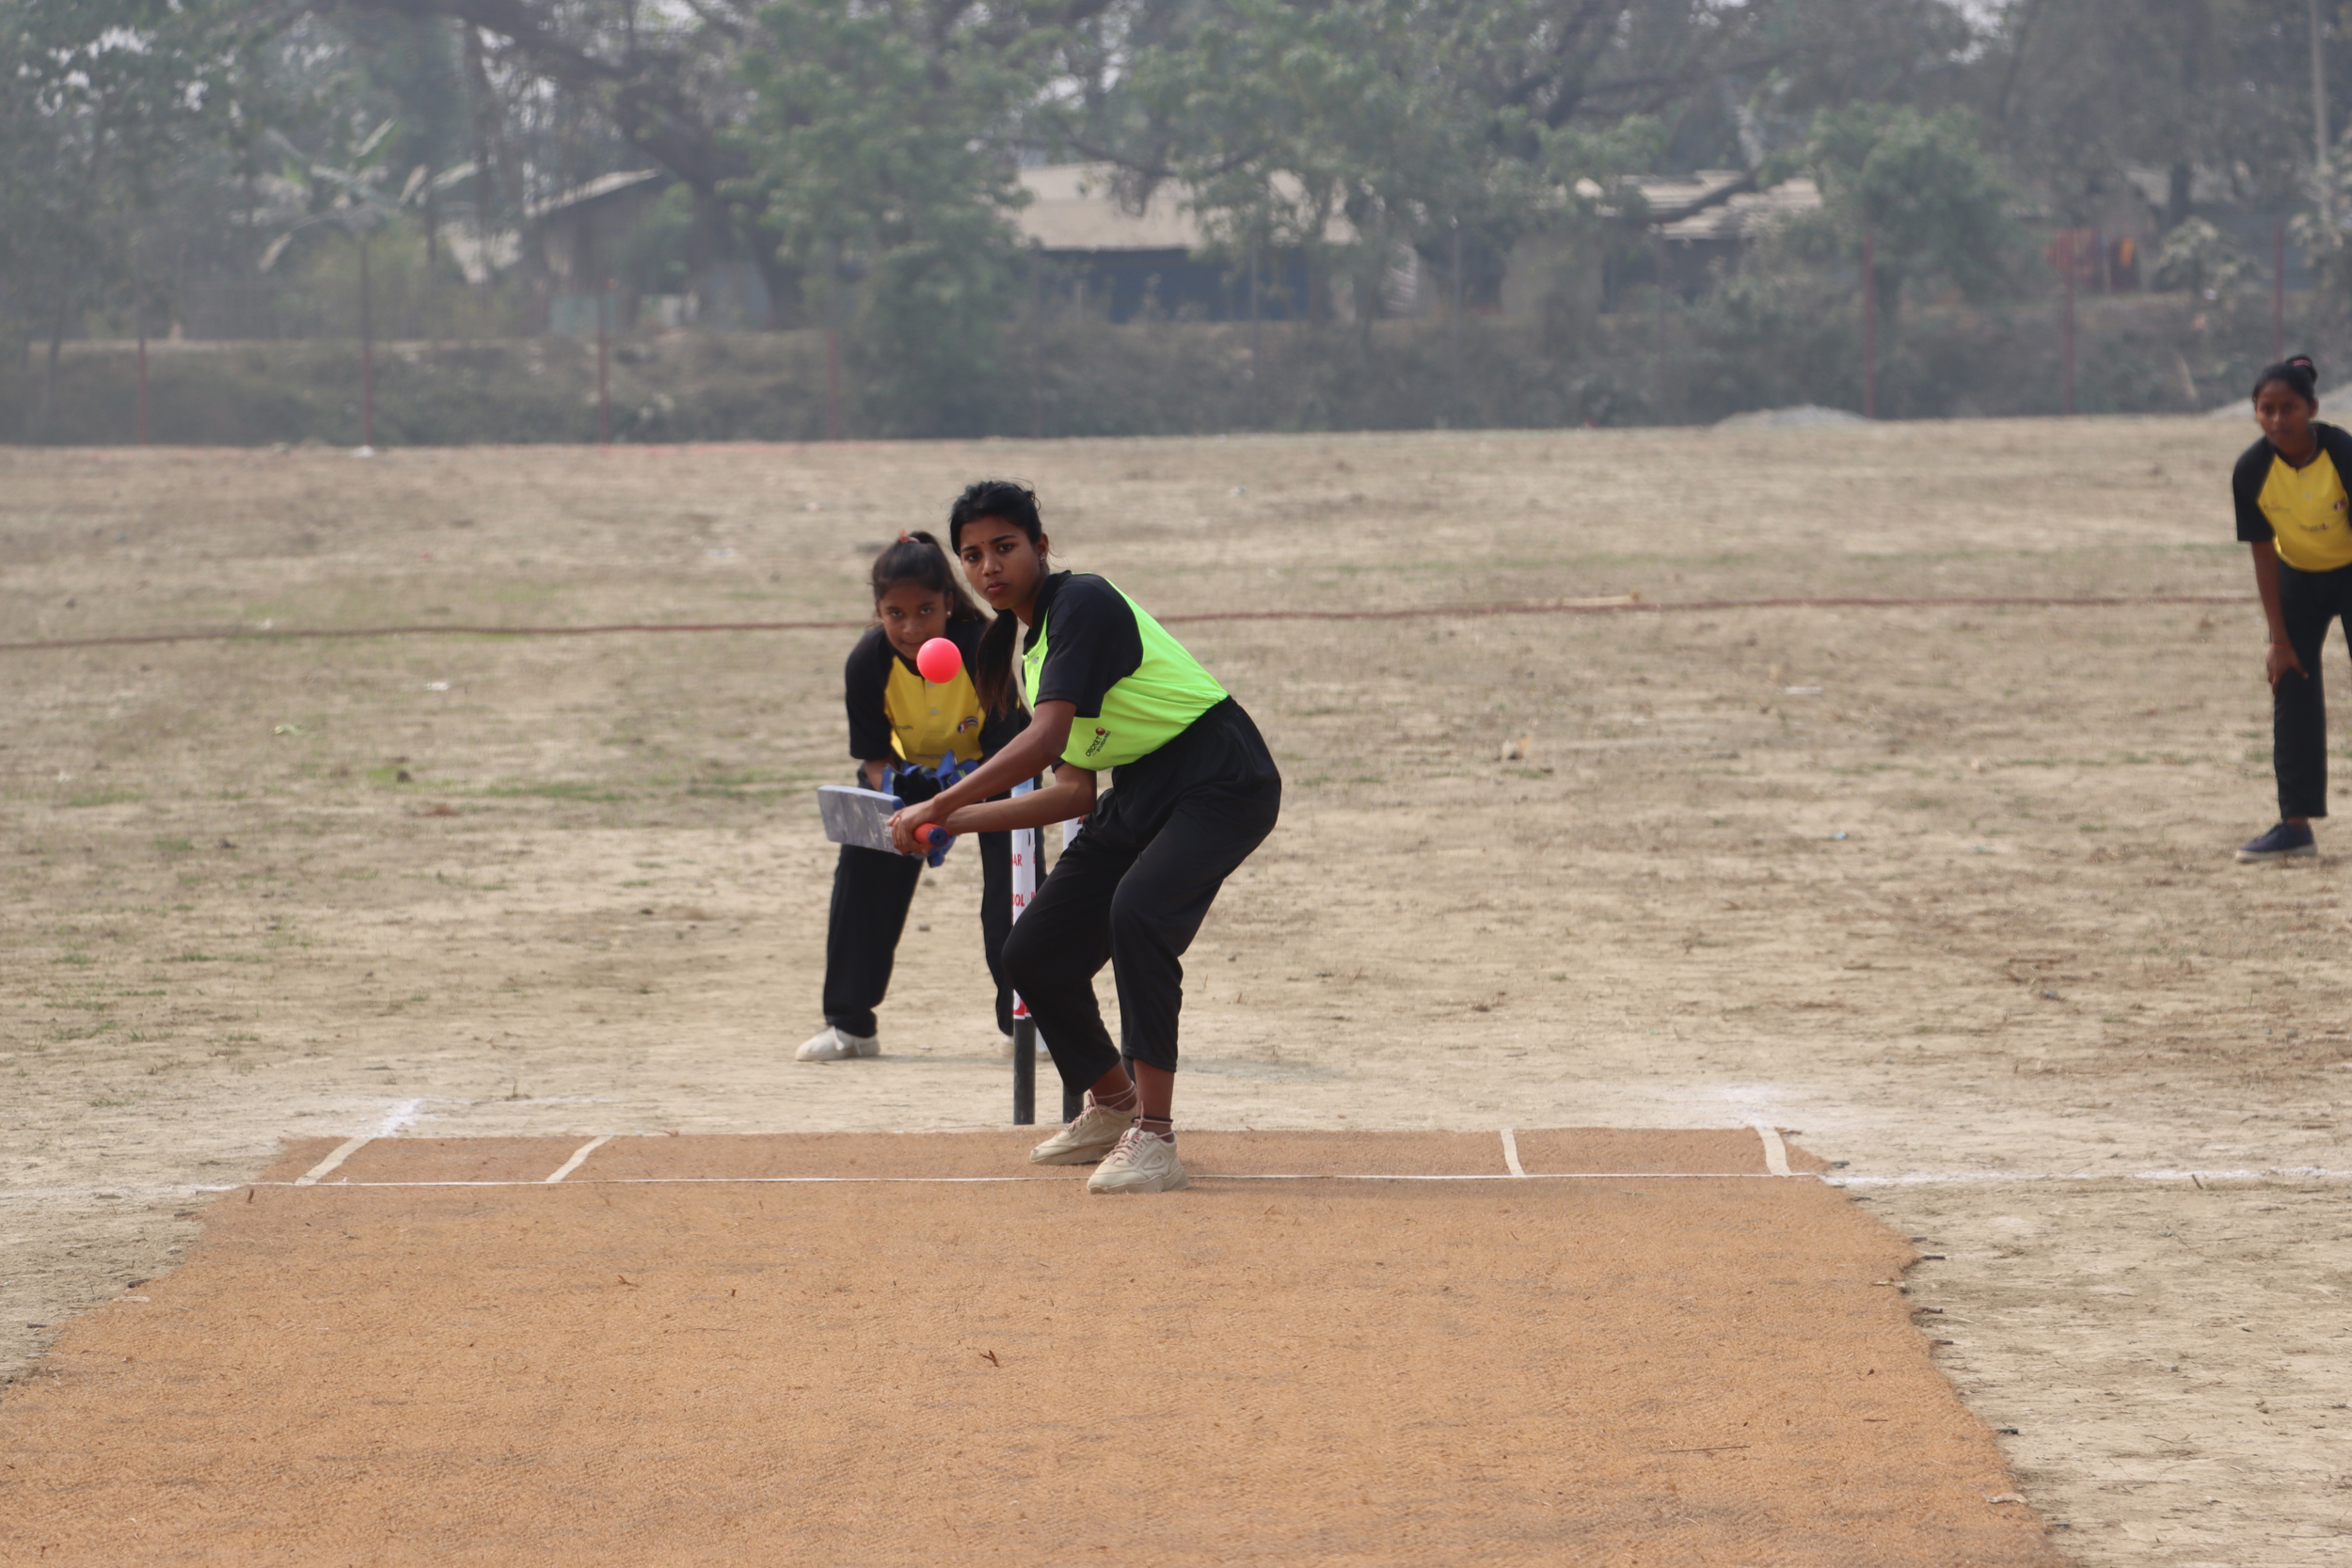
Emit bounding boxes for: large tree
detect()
[1,0,233,434]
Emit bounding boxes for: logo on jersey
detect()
[1084,725,1110,758]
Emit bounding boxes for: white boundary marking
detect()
[543,1135,612,1184]
[291,1098,429,1186]
[1499,1128,1527,1178]
[1751,1121,1792,1178]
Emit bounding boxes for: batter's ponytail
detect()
[2253,355,2320,405]
[947,480,1045,718]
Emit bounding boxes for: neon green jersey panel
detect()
[1024,582,1227,769]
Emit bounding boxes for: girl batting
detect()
[889,481,1281,1194]
[2233,356,2352,863]
[797,531,1028,1060]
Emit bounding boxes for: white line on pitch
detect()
[1499,1128,1527,1178]
[1750,1121,1792,1178]
[294,1136,371,1186]
[292,1098,428,1186]
[254,1171,1820,1188]
[543,1136,612,1183]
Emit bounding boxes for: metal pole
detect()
[596,277,612,447]
[1248,241,1262,432]
[1449,219,1463,428]
[2276,219,2288,362]
[1652,232,1666,415]
[2317,0,2333,226]
[826,240,844,442]
[135,288,149,446]
[2061,231,2075,416]
[1861,229,1877,420]
[1029,245,1043,440]
[359,233,375,450]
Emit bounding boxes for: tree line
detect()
[6,0,2346,436]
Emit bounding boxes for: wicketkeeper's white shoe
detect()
[1086,1127,1189,1194]
[796,1025,876,1062]
[1027,1094,1133,1164]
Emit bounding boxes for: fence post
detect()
[2061,230,2075,417]
[1449,219,1463,428]
[1862,230,1877,420]
[826,239,844,442]
[2275,219,2287,362]
[1248,241,1262,432]
[596,277,612,448]
[135,281,150,446]
[359,233,375,450]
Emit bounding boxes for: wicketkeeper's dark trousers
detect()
[2274,561,2352,820]
[1004,698,1280,1089]
[820,776,1012,1039]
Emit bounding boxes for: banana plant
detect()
[250,117,472,449]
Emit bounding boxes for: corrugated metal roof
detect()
[1656,178,1821,243]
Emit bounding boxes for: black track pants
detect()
[2274,562,2352,820]
[820,825,1012,1040]
[1003,699,1280,1090]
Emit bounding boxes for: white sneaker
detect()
[1027,1093,1134,1164]
[796,1025,877,1062]
[1087,1127,1189,1194]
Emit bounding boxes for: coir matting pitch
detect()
[0,1130,2061,1565]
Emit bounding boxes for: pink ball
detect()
[915,637,962,684]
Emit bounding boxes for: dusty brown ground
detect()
[2,423,2348,1563]
[3,1132,2057,1568]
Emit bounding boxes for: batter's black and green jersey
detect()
[1020,572,1226,769]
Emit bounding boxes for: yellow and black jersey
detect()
[844,619,1025,772]
[2235,421,2352,573]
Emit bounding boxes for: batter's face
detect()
[956,518,1050,621]
[2256,382,2318,455]
[875,581,952,662]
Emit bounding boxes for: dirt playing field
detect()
[2,422,2348,1564]
[4,1131,2068,1568]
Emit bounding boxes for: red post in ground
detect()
[359,235,376,450]
[2275,220,2288,362]
[2060,231,2075,417]
[826,325,842,442]
[1861,230,1876,420]
[596,278,612,448]
[135,306,150,446]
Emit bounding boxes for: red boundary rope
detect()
[0,594,2251,655]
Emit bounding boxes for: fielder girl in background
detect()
[2233,356,2352,863]
[797,531,1027,1060]
[890,481,1281,1195]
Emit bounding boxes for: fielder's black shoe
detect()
[2235,822,2317,863]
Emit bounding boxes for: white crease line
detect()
[543,1136,612,1184]
[294,1136,371,1187]
[1499,1128,1527,1178]
[250,1171,1816,1188]
[291,1099,429,1187]
[1751,1121,1792,1178]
